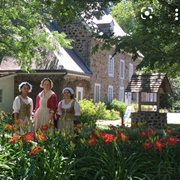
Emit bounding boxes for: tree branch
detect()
[158,0,177,11]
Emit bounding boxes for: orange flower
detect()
[9,135,19,143]
[21,122,28,127]
[143,140,152,149]
[91,129,99,137]
[40,124,49,131]
[77,123,83,128]
[100,132,115,144]
[35,133,47,141]
[166,136,178,145]
[74,124,79,131]
[117,132,129,141]
[14,119,21,125]
[153,140,165,151]
[21,132,34,142]
[29,145,41,155]
[49,123,55,129]
[147,128,155,135]
[166,128,173,134]
[5,124,14,132]
[139,131,148,137]
[87,136,97,146]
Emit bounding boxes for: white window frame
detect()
[146,93,156,102]
[120,59,125,79]
[108,55,114,77]
[119,86,124,102]
[150,93,153,102]
[94,83,101,102]
[0,89,3,103]
[154,93,157,102]
[76,87,83,101]
[125,92,132,104]
[145,93,149,101]
[107,85,113,103]
[129,63,133,81]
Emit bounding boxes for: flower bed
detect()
[0,111,180,179]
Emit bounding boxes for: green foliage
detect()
[0,0,120,72]
[79,99,98,125]
[160,77,180,111]
[0,111,14,128]
[170,77,180,110]
[111,0,138,33]
[107,99,128,117]
[79,99,121,125]
[109,0,180,78]
[1,113,180,179]
[1,0,180,76]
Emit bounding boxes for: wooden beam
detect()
[138,92,141,111]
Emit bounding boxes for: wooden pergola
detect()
[125,73,172,112]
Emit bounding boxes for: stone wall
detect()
[62,20,141,103]
[14,74,64,105]
[131,111,167,129]
[14,74,91,105]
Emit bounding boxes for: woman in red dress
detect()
[33,78,58,132]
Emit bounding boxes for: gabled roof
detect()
[81,5,127,37]
[125,73,173,94]
[0,22,92,77]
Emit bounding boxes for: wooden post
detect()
[138,92,141,111]
[157,93,160,112]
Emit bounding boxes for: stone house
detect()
[0,9,141,112]
[61,10,142,103]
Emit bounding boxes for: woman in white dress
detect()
[12,82,33,134]
[33,78,58,132]
[57,87,81,134]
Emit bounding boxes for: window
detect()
[119,86,124,102]
[0,89,3,103]
[125,92,131,104]
[107,85,113,102]
[154,93,157,102]
[120,59,125,79]
[76,87,83,101]
[145,93,149,101]
[108,55,114,77]
[132,92,137,101]
[94,83,101,102]
[145,93,156,102]
[129,63,133,81]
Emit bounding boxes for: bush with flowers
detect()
[0,110,180,179]
[78,99,121,125]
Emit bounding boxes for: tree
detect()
[1,0,180,77]
[111,0,137,34]
[0,0,113,71]
[109,0,180,78]
[160,77,180,110]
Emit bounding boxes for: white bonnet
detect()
[62,87,74,95]
[18,82,32,92]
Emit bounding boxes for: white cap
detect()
[18,82,32,92]
[62,87,74,94]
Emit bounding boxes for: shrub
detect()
[79,99,97,125]
[94,101,107,120]
[79,99,121,125]
[107,99,128,118]
[104,109,120,120]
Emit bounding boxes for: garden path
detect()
[96,113,180,126]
